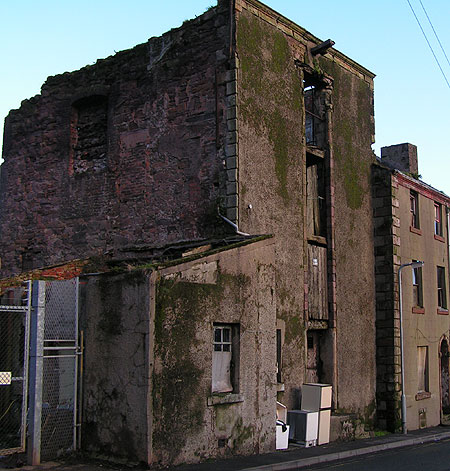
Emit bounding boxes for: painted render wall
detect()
[0,1,232,277]
[372,164,450,431]
[80,271,152,463]
[80,238,276,467]
[395,176,450,430]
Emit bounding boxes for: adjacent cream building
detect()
[374,143,450,431]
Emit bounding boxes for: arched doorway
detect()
[440,338,450,420]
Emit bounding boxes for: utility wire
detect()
[419,0,450,69]
[407,0,450,90]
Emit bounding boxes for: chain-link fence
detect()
[40,279,79,460]
[0,282,31,455]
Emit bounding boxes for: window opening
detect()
[417,346,429,393]
[304,79,326,149]
[276,329,282,383]
[410,191,420,229]
[212,324,239,393]
[412,261,423,308]
[437,266,447,310]
[70,95,108,175]
[435,203,443,236]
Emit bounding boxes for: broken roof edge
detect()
[112,234,273,273]
[236,0,375,82]
[0,235,273,290]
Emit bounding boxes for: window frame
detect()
[417,346,429,394]
[410,191,420,230]
[412,262,423,309]
[434,202,443,237]
[212,323,239,394]
[437,266,448,311]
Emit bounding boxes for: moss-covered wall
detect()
[236,6,306,410]
[235,0,377,420]
[318,57,377,415]
[152,239,276,466]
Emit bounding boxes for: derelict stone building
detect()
[0,0,380,465]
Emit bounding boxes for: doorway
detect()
[440,338,450,421]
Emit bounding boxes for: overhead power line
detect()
[407,0,450,90]
[419,0,450,70]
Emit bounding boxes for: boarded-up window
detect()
[306,160,326,238]
[307,244,328,320]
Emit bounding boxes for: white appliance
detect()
[301,383,332,410]
[276,401,290,450]
[287,410,318,447]
[301,383,332,445]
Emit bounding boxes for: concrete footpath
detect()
[2,426,450,471]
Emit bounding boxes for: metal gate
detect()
[0,281,32,455]
[29,279,80,463]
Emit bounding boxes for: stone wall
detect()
[0,2,231,277]
[371,164,400,431]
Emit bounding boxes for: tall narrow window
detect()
[437,266,447,310]
[412,262,423,308]
[410,191,419,229]
[435,203,443,236]
[417,346,429,393]
[276,329,282,383]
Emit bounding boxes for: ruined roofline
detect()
[237,0,375,83]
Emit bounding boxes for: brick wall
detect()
[0,3,232,277]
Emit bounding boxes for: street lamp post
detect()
[398,261,424,435]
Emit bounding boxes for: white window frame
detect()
[212,325,233,393]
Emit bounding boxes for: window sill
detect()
[412,307,425,314]
[434,234,445,243]
[415,391,431,401]
[437,308,449,315]
[207,393,244,406]
[410,226,422,235]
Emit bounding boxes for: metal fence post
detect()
[28,281,46,465]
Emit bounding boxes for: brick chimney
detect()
[380,143,418,175]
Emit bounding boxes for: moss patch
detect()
[318,60,373,211]
[153,272,250,463]
[237,12,303,204]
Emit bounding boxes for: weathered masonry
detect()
[1,0,379,466]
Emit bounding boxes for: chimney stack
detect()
[380,143,418,175]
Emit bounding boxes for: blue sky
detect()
[1,0,449,194]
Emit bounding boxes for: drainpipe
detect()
[398,260,424,435]
[218,208,250,237]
